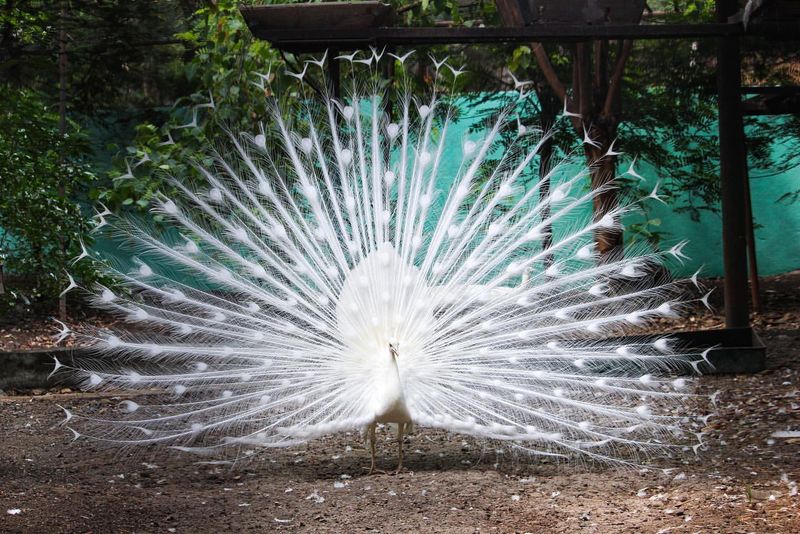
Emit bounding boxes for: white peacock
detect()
[56,51,711,474]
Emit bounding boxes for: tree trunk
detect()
[586,143,623,262]
[532,40,632,263]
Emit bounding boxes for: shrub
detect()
[0,87,99,316]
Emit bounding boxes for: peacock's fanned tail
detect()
[59,52,712,464]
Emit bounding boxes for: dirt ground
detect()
[1,273,799,533]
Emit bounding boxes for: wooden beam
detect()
[240,3,395,32]
[716,0,751,329]
[244,24,751,53]
[742,94,800,115]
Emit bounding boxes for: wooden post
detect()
[743,165,762,313]
[58,2,68,322]
[716,0,750,328]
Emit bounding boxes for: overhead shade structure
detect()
[240,1,782,52]
[241,2,396,53]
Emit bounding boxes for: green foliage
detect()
[102,0,285,210]
[1,1,195,112]
[0,87,101,311]
[106,0,514,211]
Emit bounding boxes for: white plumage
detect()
[59,53,709,471]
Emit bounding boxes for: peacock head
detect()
[389,342,400,360]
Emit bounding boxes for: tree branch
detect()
[576,42,592,119]
[531,42,566,101]
[602,39,633,117]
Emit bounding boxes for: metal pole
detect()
[716,0,750,329]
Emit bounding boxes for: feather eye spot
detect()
[302,184,318,201]
[161,199,178,215]
[127,371,142,383]
[121,400,140,413]
[654,338,671,352]
[598,214,616,228]
[342,106,355,121]
[138,263,153,277]
[589,283,607,296]
[208,188,223,203]
[340,149,353,166]
[487,222,504,236]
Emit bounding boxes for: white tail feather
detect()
[61,54,709,464]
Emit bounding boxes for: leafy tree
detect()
[0,0,198,111]
[0,0,200,315]
[100,0,292,211]
[468,1,799,250]
[0,87,99,314]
